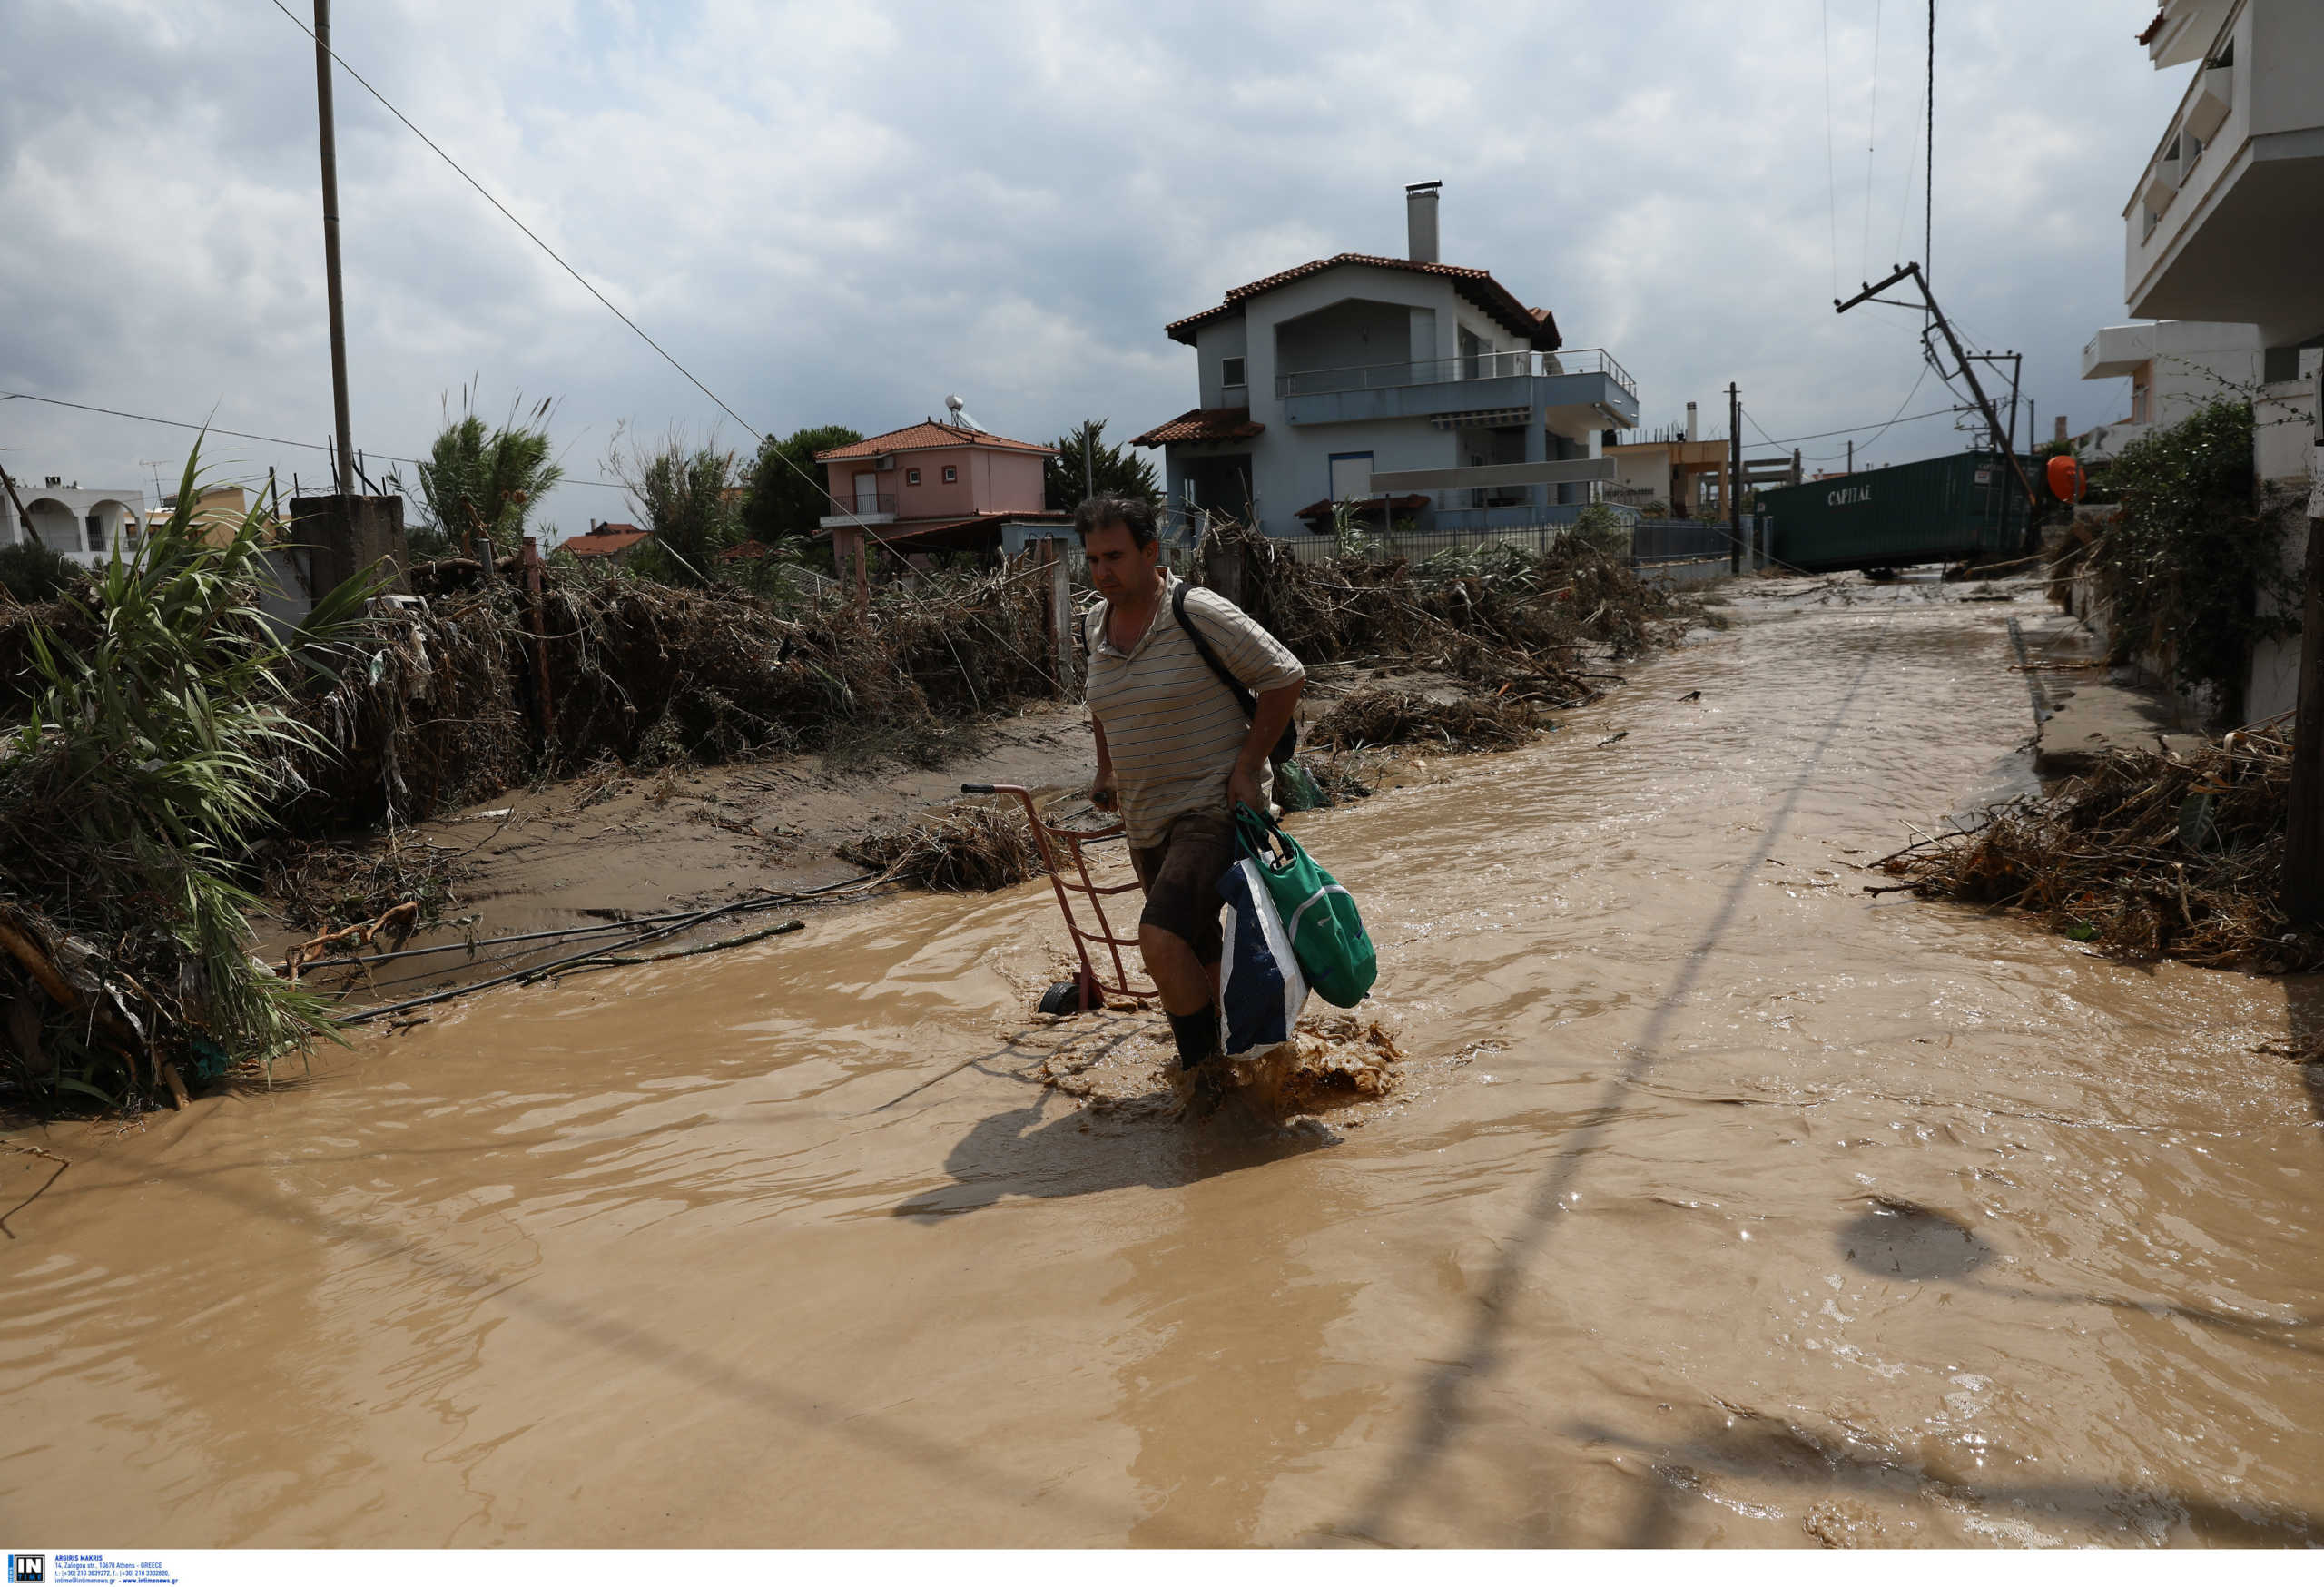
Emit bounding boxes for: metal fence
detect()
[1275,522,1577,566]
[1274,346,1639,402]
[1630,518,1740,563]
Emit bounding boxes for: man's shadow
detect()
[893,1089,1335,1220]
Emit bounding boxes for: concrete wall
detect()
[2250,0,2324,140]
[2241,350,2319,722]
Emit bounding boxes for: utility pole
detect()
[1082,426,1094,507]
[1847,439,1855,475]
[2284,360,2324,927]
[312,0,355,496]
[1836,263,2036,514]
[1728,382,1743,574]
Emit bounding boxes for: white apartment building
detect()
[2117,0,2324,719]
[1,478,149,567]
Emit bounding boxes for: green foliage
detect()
[1045,419,1160,515]
[2089,399,2294,716]
[741,424,862,544]
[615,429,739,586]
[0,537,90,604]
[408,388,564,553]
[0,442,381,1105]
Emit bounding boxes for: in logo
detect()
[6,1555,44,1585]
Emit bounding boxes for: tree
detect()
[1045,419,1160,516]
[741,424,863,544]
[409,389,563,554]
[610,427,740,585]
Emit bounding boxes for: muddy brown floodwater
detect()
[8,579,2324,1548]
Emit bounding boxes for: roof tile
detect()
[1164,254,1560,349]
[1128,407,1266,448]
[814,419,1056,461]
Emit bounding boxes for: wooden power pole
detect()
[2284,361,2324,928]
[312,0,355,496]
[1728,383,1743,573]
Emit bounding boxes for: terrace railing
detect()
[1274,347,1638,402]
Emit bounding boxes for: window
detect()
[1221,356,1246,389]
[942,465,958,484]
[906,468,921,486]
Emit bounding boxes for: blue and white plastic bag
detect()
[1217,854,1309,1060]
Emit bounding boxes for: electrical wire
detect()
[1862,0,1884,282]
[262,1,855,523]
[0,390,630,490]
[1821,1,1840,304]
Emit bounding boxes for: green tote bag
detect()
[1233,807,1377,1008]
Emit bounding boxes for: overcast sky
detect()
[2,0,2190,538]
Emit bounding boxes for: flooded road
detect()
[8,582,2324,1547]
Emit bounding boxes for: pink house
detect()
[814,419,1068,555]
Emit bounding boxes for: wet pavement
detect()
[5,577,2322,1547]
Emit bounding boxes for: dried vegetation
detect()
[1881,724,2323,972]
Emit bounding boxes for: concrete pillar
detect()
[289,493,409,596]
[1523,409,1548,519]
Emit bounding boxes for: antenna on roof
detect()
[945,393,983,432]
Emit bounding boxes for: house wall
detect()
[821,448,1046,518]
[1274,299,1415,377]
[1196,320,1249,411]
[2251,0,2324,140]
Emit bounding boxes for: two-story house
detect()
[815,416,1068,557]
[1131,183,1640,538]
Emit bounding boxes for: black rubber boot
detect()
[1167,1007,1222,1071]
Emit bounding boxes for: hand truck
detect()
[960,783,1154,1016]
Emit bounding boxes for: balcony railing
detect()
[820,494,897,523]
[1275,346,1639,403]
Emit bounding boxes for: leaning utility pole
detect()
[2284,360,2324,928]
[1836,263,2036,515]
[312,0,355,496]
[1728,382,1744,574]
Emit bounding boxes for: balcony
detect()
[1274,347,1641,431]
[2123,2,2324,335]
[2081,324,2157,380]
[819,494,897,528]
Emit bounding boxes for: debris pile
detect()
[1308,686,1544,753]
[838,803,1049,892]
[1206,518,1697,692]
[1880,725,2323,971]
[292,558,1058,829]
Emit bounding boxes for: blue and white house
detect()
[1132,183,1640,538]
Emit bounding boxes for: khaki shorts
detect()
[1128,812,1238,967]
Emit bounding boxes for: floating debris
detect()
[838,804,1049,892]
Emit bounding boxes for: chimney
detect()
[2054,414,2068,443]
[1685,402,1699,443]
[1405,181,1442,264]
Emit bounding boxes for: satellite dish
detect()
[944,394,983,431]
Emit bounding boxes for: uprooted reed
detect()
[1880,724,2324,972]
[1307,687,1545,753]
[837,804,1048,892]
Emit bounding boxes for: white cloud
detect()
[0,0,2189,526]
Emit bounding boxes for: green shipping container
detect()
[1759,450,2025,574]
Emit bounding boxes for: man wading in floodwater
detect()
[1077,494,1305,1105]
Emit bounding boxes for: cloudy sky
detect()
[3,0,2188,539]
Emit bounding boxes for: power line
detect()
[1740,385,1948,448]
[0,389,629,489]
[1925,0,1936,291]
[1821,1,1839,304]
[1862,0,1884,282]
[263,0,852,521]
[266,0,760,446]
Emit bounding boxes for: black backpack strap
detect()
[1173,581,1299,764]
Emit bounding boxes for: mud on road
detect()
[7,575,2324,1547]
